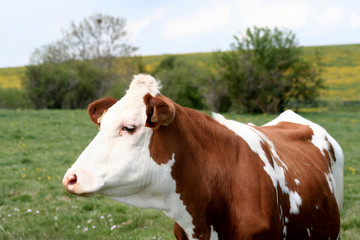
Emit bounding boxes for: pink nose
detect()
[62,173,78,194]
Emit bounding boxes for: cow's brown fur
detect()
[144,95,340,240]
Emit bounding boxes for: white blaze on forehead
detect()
[99,74,161,130]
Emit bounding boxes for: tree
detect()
[25,13,139,108]
[24,61,109,109]
[215,26,324,113]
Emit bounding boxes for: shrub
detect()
[23,61,109,109]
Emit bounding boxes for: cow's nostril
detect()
[68,174,77,185]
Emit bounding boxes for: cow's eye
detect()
[123,125,136,132]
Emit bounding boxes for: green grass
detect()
[0,110,359,239]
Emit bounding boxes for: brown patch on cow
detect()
[88,97,117,128]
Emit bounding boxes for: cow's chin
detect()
[64,186,98,197]
[73,192,97,198]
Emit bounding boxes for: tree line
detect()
[21,13,324,114]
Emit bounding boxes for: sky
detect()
[1,0,360,68]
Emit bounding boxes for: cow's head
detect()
[62,74,176,207]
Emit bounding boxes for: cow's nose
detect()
[62,173,78,193]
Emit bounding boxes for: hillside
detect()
[1,44,359,101]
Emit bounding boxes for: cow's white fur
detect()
[64,74,196,238]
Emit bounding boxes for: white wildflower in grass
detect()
[109,219,113,222]
[92,225,96,229]
[14,208,20,212]
[107,214,112,218]
[83,227,89,232]
[54,216,58,220]
[35,210,40,214]
[100,215,104,219]
[77,225,81,229]
[87,219,93,224]
[8,214,11,217]
[26,209,32,213]
[110,225,116,231]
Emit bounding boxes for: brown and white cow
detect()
[63,74,344,240]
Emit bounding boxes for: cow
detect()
[63,74,344,240]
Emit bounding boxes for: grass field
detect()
[0,109,359,239]
[1,44,360,102]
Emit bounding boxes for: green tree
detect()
[215,26,324,113]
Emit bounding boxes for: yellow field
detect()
[0,66,25,88]
[1,44,359,101]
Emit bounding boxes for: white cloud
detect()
[350,12,360,28]
[162,0,231,39]
[127,11,164,40]
[314,7,343,25]
[232,1,310,29]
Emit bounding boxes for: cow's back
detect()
[214,110,343,239]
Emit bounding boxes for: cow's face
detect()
[62,75,176,206]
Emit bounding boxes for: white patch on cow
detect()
[325,172,335,193]
[294,179,300,185]
[212,113,302,215]
[285,217,289,223]
[289,191,302,214]
[210,225,219,240]
[283,225,287,238]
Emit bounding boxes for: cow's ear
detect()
[144,94,176,129]
[88,97,117,128]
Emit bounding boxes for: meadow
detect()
[0,109,359,239]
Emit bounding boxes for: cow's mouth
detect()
[62,173,96,197]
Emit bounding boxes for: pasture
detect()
[0,109,359,239]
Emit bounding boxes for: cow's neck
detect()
[149,105,245,239]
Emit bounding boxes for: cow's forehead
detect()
[101,74,161,126]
